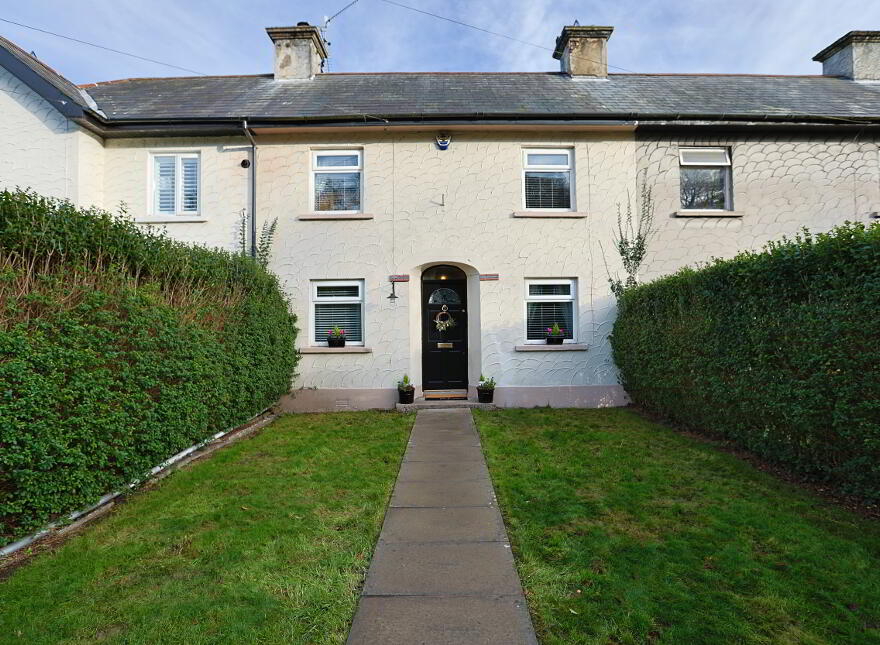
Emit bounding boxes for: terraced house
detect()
[2,23,880,410]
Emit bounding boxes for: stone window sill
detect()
[512,211,588,218]
[135,216,207,224]
[299,346,372,354]
[675,210,743,218]
[297,213,374,220]
[514,344,589,352]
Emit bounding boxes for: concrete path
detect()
[347,409,538,645]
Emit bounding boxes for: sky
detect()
[1,0,879,84]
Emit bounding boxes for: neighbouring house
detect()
[2,24,879,411]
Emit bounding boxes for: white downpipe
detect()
[0,408,271,558]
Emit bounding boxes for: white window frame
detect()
[148,151,201,216]
[310,279,365,347]
[523,278,578,344]
[310,149,364,214]
[678,146,733,211]
[522,148,575,212]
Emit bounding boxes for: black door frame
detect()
[421,265,468,390]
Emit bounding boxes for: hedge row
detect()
[611,221,880,500]
[0,191,298,540]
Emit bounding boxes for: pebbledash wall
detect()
[0,67,104,206]
[3,76,879,409]
[637,132,880,280]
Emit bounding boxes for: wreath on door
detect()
[434,305,456,332]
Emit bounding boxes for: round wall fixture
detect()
[435,133,451,150]
[240,159,251,168]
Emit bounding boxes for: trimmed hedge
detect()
[0,191,298,540]
[611,222,880,500]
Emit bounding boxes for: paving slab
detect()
[362,542,523,596]
[347,409,537,644]
[347,595,537,645]
[396,460,490,483]
[380,506,504,543]
[391,478,494,507]
[404,442,485,463]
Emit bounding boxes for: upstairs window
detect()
[523,149,573,210]
[679,147,732,210]
[151,153,200,215]
[525,279,576,342]
[312,150,362,212]
[311,280,364,345]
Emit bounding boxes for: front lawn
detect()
[0,412,411,644]
[474,408,880,645]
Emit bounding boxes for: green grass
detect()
[473,408,880,645]
[0,412,412,644]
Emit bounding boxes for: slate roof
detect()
[79,72,880,124]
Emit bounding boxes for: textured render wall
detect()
[258,131,634,400]
[73,127,105,209]
[637,133,880,281]
[0,66,71,199]
[103,137,250,250]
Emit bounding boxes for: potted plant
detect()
[327,326,346,348]
[398,374,415,404]
[546,323,565,345]
[477,374,496,403]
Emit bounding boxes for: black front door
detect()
[422,265,468,390]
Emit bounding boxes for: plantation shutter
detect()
[524,172,571,209]
[314,304,363,342]
[154,156,176,214]
[181,157,199,212]
[526,302,574,340]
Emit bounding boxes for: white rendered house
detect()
[2,24,879,410]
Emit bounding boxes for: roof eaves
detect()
[0,36,87,118]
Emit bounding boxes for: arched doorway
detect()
[421,264,468,393]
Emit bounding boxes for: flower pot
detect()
[398,388,414,404]
[328,336,346,348]
[477,388,494,403]
[546,335,564,345]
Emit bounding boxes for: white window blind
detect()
[153,156,176,214]
[312,150,362,212]
[523,149,573,210]
[311,280,364,344]
[679,147,733,210]
[151,153,200,215]
[525,279,576,341]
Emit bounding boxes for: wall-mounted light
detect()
[436,133,451,150]
[387,281,399,301]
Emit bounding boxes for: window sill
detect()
[299,346,372,354]
[675,210,743,218]
[135,216,207,223]
[512,211,587,218]
[515,344,589,352]
[297,213,374,220]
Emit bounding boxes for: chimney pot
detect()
[266,24,328,80]
[813,31,880,80]
[553,25,613,77]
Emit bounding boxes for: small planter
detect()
[546,335,564,345]
[327,336,346,348]
[398,388,415,404]
[477,388,494,403]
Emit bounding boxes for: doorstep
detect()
[396,399,497,412]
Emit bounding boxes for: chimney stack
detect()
[813,31,880,80]
[553,25,613,77]
[266,23,328,80]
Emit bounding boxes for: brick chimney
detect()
[813,31,880,80]
[553,26,613,77]
[266,23,328,80]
